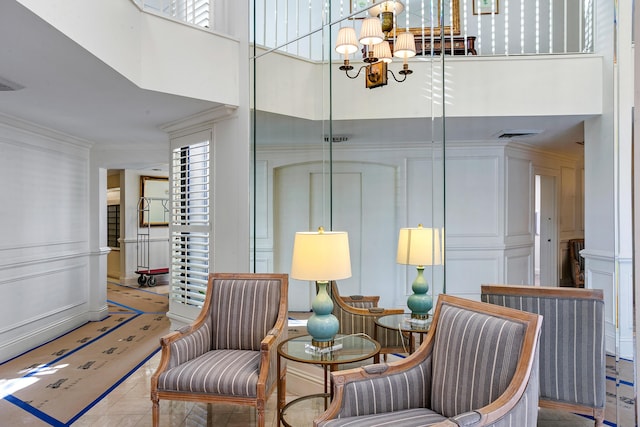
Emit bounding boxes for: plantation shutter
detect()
[170,132,210,309]
[148,0,211,29]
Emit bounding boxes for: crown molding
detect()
[160,104,238,135]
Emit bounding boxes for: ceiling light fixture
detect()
[336,1,415,89]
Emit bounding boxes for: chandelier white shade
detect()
[335,27,359,55]
[358,17,385,46]
[393,32,417,59]
[373,41,393,63]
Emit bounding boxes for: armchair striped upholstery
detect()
[481,284,605,427]
[315,294,542,427]
[150,273,288,427]
[340,293,380,309]
[330,281,406,358]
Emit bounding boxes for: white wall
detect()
[257,139,583,311]
[256,50,603,122]
[0,114,96,362]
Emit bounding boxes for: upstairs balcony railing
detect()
[132,0,595,60]
[253,0,595,60]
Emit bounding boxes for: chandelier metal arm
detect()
[387,69,408,83]
[341,65,368,80]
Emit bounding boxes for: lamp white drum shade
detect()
[397,225,442,267]
[291,229,352,281]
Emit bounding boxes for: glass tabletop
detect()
[278,334,380,366]
[375,313,432,333]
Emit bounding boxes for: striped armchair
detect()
[150,273,288,427]
[330,281,406,359]
[315,294,542,427]
[481,284,605,427]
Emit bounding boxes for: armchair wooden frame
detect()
[150,273,289,427]
[330,281,406,358]
[315,294,542,426]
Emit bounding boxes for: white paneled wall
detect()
[257,140,583,310]
[0,115,94,362]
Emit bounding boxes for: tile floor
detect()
[63,349,594,427]
[64,349,594,427]
[70,351,285,427]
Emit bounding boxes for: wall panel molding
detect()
[560,166,577,232]
[0,115,92,363]
[505,156,533,239]
[446,155,501,240]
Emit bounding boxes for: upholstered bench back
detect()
[481,285,605,409]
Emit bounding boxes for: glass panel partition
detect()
[249,3,632,426]
[250,0,445,311]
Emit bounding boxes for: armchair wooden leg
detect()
[257,401,265,427]
[594,408,604,427]
[152,399,159,427]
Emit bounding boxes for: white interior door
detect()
[536,175,558,286]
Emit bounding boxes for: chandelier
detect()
[335,1,416,89]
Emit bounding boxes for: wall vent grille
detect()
[0,76,24,91]
[324,135,349,143]
[496,129,543,139]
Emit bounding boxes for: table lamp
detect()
[291,227,351,348]
[397,224,442,319]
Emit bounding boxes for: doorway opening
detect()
[534,174,558,286]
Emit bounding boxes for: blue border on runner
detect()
[2,285,167,426]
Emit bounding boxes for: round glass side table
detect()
[375,313,432,353]
[277,334,380,427]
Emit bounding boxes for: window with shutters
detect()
[170,137,210,309]
[137,0,211,29]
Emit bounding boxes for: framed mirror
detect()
[351,0,461,36]
[139,176,169,227]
